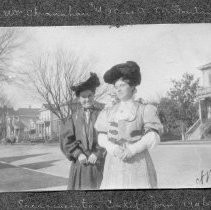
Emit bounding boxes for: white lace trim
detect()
[114,99,137,121]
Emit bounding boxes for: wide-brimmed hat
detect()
[71,72,100,97]
[103,61,141,86]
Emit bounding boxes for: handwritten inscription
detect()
[0,5,145,18]
[184,197,211,208]
[196,169,211,185]
[0,4,211,19]
[155,5,211,16]
[18,199,144,209]
[18,197,211,209]
[1,6,91,18]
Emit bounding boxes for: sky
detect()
[3,23,211,109]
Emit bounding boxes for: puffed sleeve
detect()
[143,104,163,135]
[127,105,163,154]
[60,117,82,162]
[94,108,109,134]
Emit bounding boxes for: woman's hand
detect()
[113,146,124,159]
[88,153,97,164]
[78,154,87,164]
[120,147,134,161]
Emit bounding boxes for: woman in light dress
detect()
[95,61,163,189]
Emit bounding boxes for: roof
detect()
[198,62,211,71]
[41,100,80,111]
[13,117,36,129]
[42,104,55,110]
[41,103,63,112]
[0,107,16,116]
[16,108,39,117]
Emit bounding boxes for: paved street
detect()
[0,142,210,192]
[0,143,70,192]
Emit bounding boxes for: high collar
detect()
[119,99,135,107]
[83,106,94,112]
[109,99,139,122]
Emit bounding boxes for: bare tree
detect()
[0,28,24,83]
[0,93,11,108]
[0,90,13,139]
[25,50,108,123]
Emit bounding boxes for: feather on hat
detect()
[71,72,100,97]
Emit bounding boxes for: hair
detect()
[114,77,137,86]
[122,78,135,87]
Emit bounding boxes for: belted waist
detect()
[108,137,142,146]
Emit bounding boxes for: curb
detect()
[0,142,60,146]
[159,140,211,145]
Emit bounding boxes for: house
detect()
[36,104,61,141]
[186,62,211,140]
[0,106,16,140]
[6,107,39,142]
[3,99,105,143]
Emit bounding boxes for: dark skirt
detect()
[67,160,103,190]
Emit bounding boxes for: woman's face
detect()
[114,78,134,101]
[79,90,95,109]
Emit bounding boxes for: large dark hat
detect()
[71,72,100,97]
[103,61,141,86]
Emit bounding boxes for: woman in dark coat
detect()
[60,73,105,190]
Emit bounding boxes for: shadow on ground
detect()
[0,153,49,163]
[0,162,68,192]
[20,160,61,170]
[0,162,16,169]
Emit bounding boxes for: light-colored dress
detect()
[95,100,163,189]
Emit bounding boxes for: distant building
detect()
[36,104,61,142]
[6,107,39,142]
[35,100,80,142]
[0,106,16,140]
[3,100,104,143]
[186,62,211,140]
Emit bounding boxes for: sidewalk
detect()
[14,141,60,146]
[0,143,70,191]
[24,185,67,191]
[160,140,211,145]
